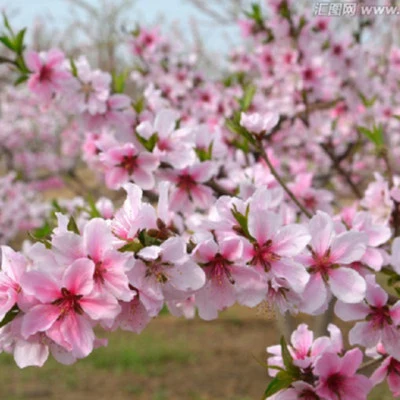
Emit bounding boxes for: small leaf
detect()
[133,96,145,113]
[239,85,256,112]
[136,132,158,152]
[0,35,15,51]
[263,371,294,398]
[195,142,213,162]
[119,240,143,253]
[358,92,377,108]
[67,216,80,234]
[28,232,51,249]
[0,305,19,328]
[32,221,52,239]
[14,28,26,53]
[14,74,28,86]
[280,336,294,370]
[225,118,256,145]
[86,195,102,218]
[231,205,251,238]
[2,13,15,36]
[138,229,161,247]
[245,3,264,25]
[112,70,128,93]
[70,58,78,77]
[357,125,384,147]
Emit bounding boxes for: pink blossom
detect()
[137,108,195,168]
[240,111,279,134]
[100,143,159,190]
[133,237,206,296]
[335,275,400,360]
[314,348,372,400]
[299,211,367,314]
[244,207,311,295]
[26,49,70,100]
[0,246,27,320]
[51,218,134,301]
[371,356,400,397]
[193,237,267,320]
[111,183,157,242]
[162,161,217,212]
[20,259,120,358]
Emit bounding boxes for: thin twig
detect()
[358,356,385,373]
[320,142,362,199]
[257,140,312,218]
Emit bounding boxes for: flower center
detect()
[367,305,392,329]
[177,174,196,192]
[326,372,346,394]
[94,261,106,284]
[39,64,53,82]
[120,155,138,174]
[250,241,281,271]
[206,254,235,285]
[52,287,83,319]
[309,249,334,280]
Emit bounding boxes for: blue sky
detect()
[0,0,243,53]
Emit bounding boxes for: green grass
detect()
[82,332,196,376]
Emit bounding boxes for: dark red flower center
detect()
[120,155,138,174]
[53,287,83,319]
[177,174,196,192]
[39,64,53,82]
[250,240,281,272]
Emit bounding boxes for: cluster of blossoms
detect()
[2,0,400,398]
[267,323,373,399]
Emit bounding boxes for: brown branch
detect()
[358,356,385,374]
[206,179,234,197]
[257,140,312,218]
[320,142,362,199]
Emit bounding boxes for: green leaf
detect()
[278,1,291,19]
[14,28,26,53]
[15,54,29,74]
[239,85,256,112]
[2,13,15,37]
[0,35,15,51]
[357,125,384,147]
[136,132,158,152]
[119,240,144,253]
[280,336,294,370]
[263,371,294,398]
[231,205,251,238]
[86,196,102,218]
[245,3,264,26]
[195,142,213,161]
[51,199,66,214]
[112,70,128,93]
[70,58,78,77]
[28,232,51,249]
[358,92,377,108]
[133,96,145,114]
[0,305,19,328]
[279,336,301,378]
[138,229,162,247]
[32,221,52,239]
[225,118,256,145]
[67,216,80,234]
[14,74,28,86]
